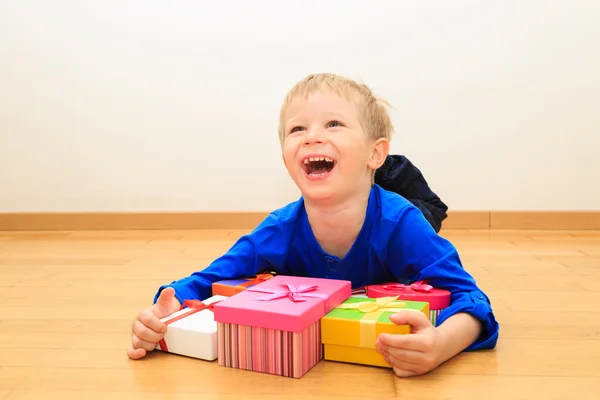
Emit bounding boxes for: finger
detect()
[392,366,418,378]
[131,333,159,352]
[137,309,167,334]
[153,287,177,318]
[376,337,424,361]
[384,353,423,376]
[382,344,427,365]
[377,332,431,352]
[132,320,165,343]
[389,310,432,332]
[127,345,147,360]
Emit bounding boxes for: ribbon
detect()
[235,273,273,290]
[247,282,329,302]
[381,280,433,293]
[337,296,407,349]
[157,299,221,353]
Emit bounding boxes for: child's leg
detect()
[374,155,448,233]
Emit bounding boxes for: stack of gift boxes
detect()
[156,273,451,378]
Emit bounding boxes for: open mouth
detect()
[301,156,336,178]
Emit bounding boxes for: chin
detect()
[295,178,342,204]
[300,186,336,201]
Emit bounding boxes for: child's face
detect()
[281,90,387,203]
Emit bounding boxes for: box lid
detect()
[159,295,227,333]
[366,281,450,309]
[213,275,351,332]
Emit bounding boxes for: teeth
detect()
[303,156,333,164]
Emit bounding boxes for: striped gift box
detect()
[213,275,351,378]
[429,309,442,326]
[217,320,322,378]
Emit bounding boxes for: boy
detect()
[127,73,499,377]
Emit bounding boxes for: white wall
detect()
[1,0,599,212]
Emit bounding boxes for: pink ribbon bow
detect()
[381,280,433,293]
[247,282,329,302]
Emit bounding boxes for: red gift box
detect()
[366,280,450,325]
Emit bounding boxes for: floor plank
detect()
[394,375,600,400]
[1,229,599,398]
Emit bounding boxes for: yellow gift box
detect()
[320,296,429,368]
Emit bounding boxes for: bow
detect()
[157,299,221,353]
[247,282,329,302]
[337,296,407,313]
[180,299,220,312]
[337,296,407,349]
[381,280,433,293]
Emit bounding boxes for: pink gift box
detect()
[213,275,351,378]
[366,280,451,325]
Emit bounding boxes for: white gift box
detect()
[156,295,227,361]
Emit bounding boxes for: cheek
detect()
[281,143,296,165]
[342,143,371,162]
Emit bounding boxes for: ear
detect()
[367,138,390,170]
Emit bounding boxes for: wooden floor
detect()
[0,229,599,399]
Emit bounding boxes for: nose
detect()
[303,127,324,145]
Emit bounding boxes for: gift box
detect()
[321,296,429,368]
[213,275,351,378]
[211,272,274,297]
[156,295,227,361]
[366,280,450,325]
[350,286,368,298]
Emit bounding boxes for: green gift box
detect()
[320,296,429,368]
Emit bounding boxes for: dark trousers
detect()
[374,155,448,233]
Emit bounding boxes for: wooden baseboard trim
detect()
[0,212,270,231]
[441,211,490,229]
[0,211,598,231]
[490,211,600,230]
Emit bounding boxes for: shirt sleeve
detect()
[386,205,499,351]
[153,211,289,304]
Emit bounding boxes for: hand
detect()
[127,287,181,360]
[375,310,444,377]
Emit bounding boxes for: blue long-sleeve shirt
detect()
[154,184,499,351]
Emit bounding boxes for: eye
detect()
[289,126,305,134]
[327,120,343,128]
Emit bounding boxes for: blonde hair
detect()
[277,73,394,146]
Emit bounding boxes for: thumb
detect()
[152,287,178,318]
[389,309,432,333]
